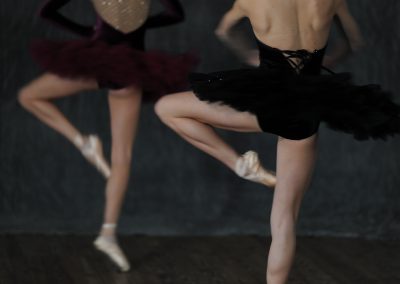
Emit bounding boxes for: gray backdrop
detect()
[0,0,399,239]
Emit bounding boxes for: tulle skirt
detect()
[31,39,198,101]
[190,68,400,140]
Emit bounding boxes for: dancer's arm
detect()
[335,0,364,52]
[39,0,94,37]
[215,1,256,65]
[323,18,352,68]
[145,0,185,28]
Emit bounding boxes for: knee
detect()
[154,96,174,122]
[267,262,288,280]
[111,150,132,168]
[18,87,36,109]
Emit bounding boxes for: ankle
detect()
[100,223,117,238]
[73,134,86,148]
[224,153,241,172]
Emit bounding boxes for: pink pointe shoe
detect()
[75,135,111,179]
[94,236,131,272]
[235,151,277,188]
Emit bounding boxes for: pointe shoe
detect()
[235,151,277,188]
[94,236,131,272]
[79,135,111,179]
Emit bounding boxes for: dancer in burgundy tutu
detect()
[155,0,400,283]
[18,0,197,272]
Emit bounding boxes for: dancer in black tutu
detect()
[18,0,197,272]
[155,0,400,283]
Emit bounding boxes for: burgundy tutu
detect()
[31,39,198,100]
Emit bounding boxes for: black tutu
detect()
[190,40,400,140]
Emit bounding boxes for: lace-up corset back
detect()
[91,0,151,34]
[256,38,326,75]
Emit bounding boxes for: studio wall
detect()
[0,0,399,238]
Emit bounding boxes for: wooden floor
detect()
[0,235,399,284]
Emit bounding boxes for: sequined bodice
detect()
[39,0,184,50]
[256,38,326,75]
[91,0,151,34]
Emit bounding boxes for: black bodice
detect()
[256,38,326,75]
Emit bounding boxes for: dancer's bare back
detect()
[216,0,363,52]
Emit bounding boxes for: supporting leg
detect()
[266,135,318,284]
[94,86,142,272]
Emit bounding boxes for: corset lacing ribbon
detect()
[283,49,335,75]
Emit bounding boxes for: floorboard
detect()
[0,235,398,284]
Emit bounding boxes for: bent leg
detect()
[18,73,98,143]
[267,135,318,284]
[155,91,262,171]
